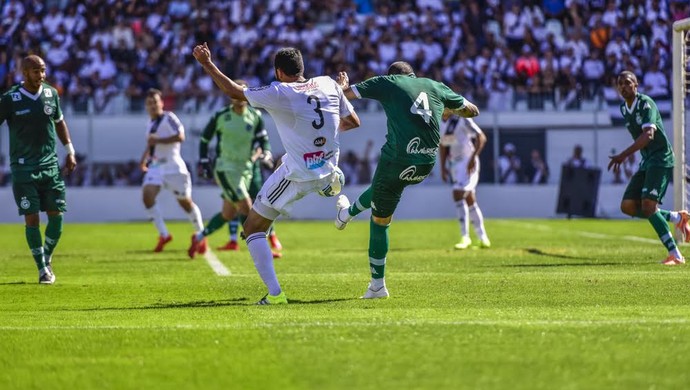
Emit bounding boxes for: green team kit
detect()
[353,74,466,217]
[620,93,675,203]
[200,104,270,202]
[0,83,66,215]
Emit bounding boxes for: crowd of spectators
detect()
[1,0,688,115]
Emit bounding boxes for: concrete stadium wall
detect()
[0,183,658,223]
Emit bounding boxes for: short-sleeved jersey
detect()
[440,116,483,161]
[200,104,268,172]
[619,93,674,169]
[352,75,466,165]
[146,111,188,174]
[0,83,63,172]
[244,76,354,182]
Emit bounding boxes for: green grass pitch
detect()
[1,218,689,389]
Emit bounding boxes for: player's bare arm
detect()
[467,119,486,174]
[55,120,76,173]
[139,148,150,172]
[439,145,450,183]
[336,71,358,101]
[193,42,247,101]
[339,112,360,132]
[608,126,654,172]
[448,101,480,118]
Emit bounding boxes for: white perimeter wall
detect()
[0,183,666,223]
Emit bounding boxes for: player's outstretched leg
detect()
[657,209,690,244]
[648,211,686,265]
[335,187,373,230]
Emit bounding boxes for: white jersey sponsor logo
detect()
[399,165,429,182]
[406,137,438,156]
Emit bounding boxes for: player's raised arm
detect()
[193,42,247,101]
[336,71,358,101]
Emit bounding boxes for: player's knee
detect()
[640,200,657,218]
[620,201,637,217]
[372,215,392,226]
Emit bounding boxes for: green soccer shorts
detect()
[623,166,672,204]
[370,160,434,218]
[214,168,252,203]
[11,166,67,216]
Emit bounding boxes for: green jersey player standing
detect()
[335,61,479,298]
[608,70,690,265]
[0,55,77,284]
[190,80,277,258]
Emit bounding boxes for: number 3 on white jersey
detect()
[410,92,432,124]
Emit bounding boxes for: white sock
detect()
[187,203,204,232]
[669,211,681,223]
[670,247,683,259]
[246,232,282,296]
[455,199,469,238]
[370,277,385,290]
[146,205,169,237]
[469,204,488,240]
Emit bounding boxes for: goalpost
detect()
[672,18,690,213]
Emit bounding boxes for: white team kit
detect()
[142,111,192,198]
[243,76,354,218]
[440,116,483,191]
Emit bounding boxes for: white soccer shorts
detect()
[451,156,480,192]
[143,168,192,199]
[253,163,337,220]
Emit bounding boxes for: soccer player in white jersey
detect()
[140,88,205,253]
[439,110,491,250]
[193,43,361,305]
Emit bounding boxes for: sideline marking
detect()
[204,249,231,276]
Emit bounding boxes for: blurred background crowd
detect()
[0,0,688,114]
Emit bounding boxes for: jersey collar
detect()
[623,94,639,114]
[19,83,44,101]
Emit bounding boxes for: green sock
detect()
[202,213,228,237]
[44,214,63,263]
[369,218,389,279]
[26,225,46,270]
[648,211,677,252]
[350,186,373,217]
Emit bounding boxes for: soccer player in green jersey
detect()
[608,70,690,266]
[189,80,279,258]
[0,55,77,284]
[334,61,479,298]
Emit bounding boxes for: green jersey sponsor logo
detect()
[406,137,438,156]
[399,165,429,182]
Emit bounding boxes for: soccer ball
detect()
[318,167,345,197]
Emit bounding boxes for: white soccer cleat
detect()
[361,283,389,299]
[38,268,55,285]
[335,195,352,230]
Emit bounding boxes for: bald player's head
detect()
[22,55,45,71]
[387,61,415,76]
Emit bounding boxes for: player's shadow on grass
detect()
[0,281,28,286]
[76,298,250,311]
[503,248,622,267]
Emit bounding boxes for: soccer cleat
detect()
[217,240,239,251]
[154,234,173,253]
[197,237,208,254]
[256,291,288,305]
[675,210,690,243]
[38,268,55,285]
[187,234,201,259]
[454,236,472,250]
[361,283,389,299]
[335,195,352,230]
[661,254,686,266]
[479,238,491,249]
[269,233,283,250]
[272,251,283,259]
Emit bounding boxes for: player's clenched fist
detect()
[193,42,212,64]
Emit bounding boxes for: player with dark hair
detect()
[335,61,479,298]
[193,43,360,304]
[140,88,205,254]
[0,55,76,284]
[608,70,690,265]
